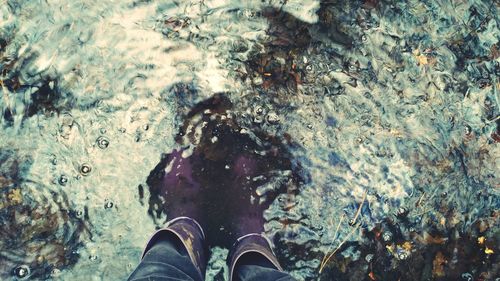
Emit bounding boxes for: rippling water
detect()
[1,0,499,280]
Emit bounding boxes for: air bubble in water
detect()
[58,175,68,186]
[461,273,472,281]
[73,207,85,219]
[253,116,264,124]
[397,252,408,260]
[397,207,408,217]
[13,265,30,279]
[96,136,110,149]
[50,268,61,277]
[464,125,472,136]
[382,231,392,242]
[365,254,374,262]
[80,163,92,175]
[104,200,114,209]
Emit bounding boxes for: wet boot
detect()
[227,233,295,281]
[140,217,208,280]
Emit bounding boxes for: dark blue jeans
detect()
[127,239,295,281]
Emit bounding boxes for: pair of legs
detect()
[127,217,295,281]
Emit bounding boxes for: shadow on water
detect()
[142,3,355,275]
[144,93,304,248]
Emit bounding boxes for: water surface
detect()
[1,0,499,280]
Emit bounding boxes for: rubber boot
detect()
[141,217,208,280]
[227,233,284,281]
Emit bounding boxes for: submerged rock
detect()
[0,149,89,279]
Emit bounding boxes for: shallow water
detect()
[1,0,499,280]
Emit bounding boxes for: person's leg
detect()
[228,234,296,281]
[127,217,208,281]
[128,234,202,281]
[234,252,295,281]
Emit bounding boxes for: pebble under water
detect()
[1,0,499,280]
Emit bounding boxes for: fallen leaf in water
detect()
[432,251,446,278]
[401,241,412,251]
[386,244,395,255]
[478,236,486,245]
[419,232,447,244]
[416,54,429,65]
[7,188,23,205]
